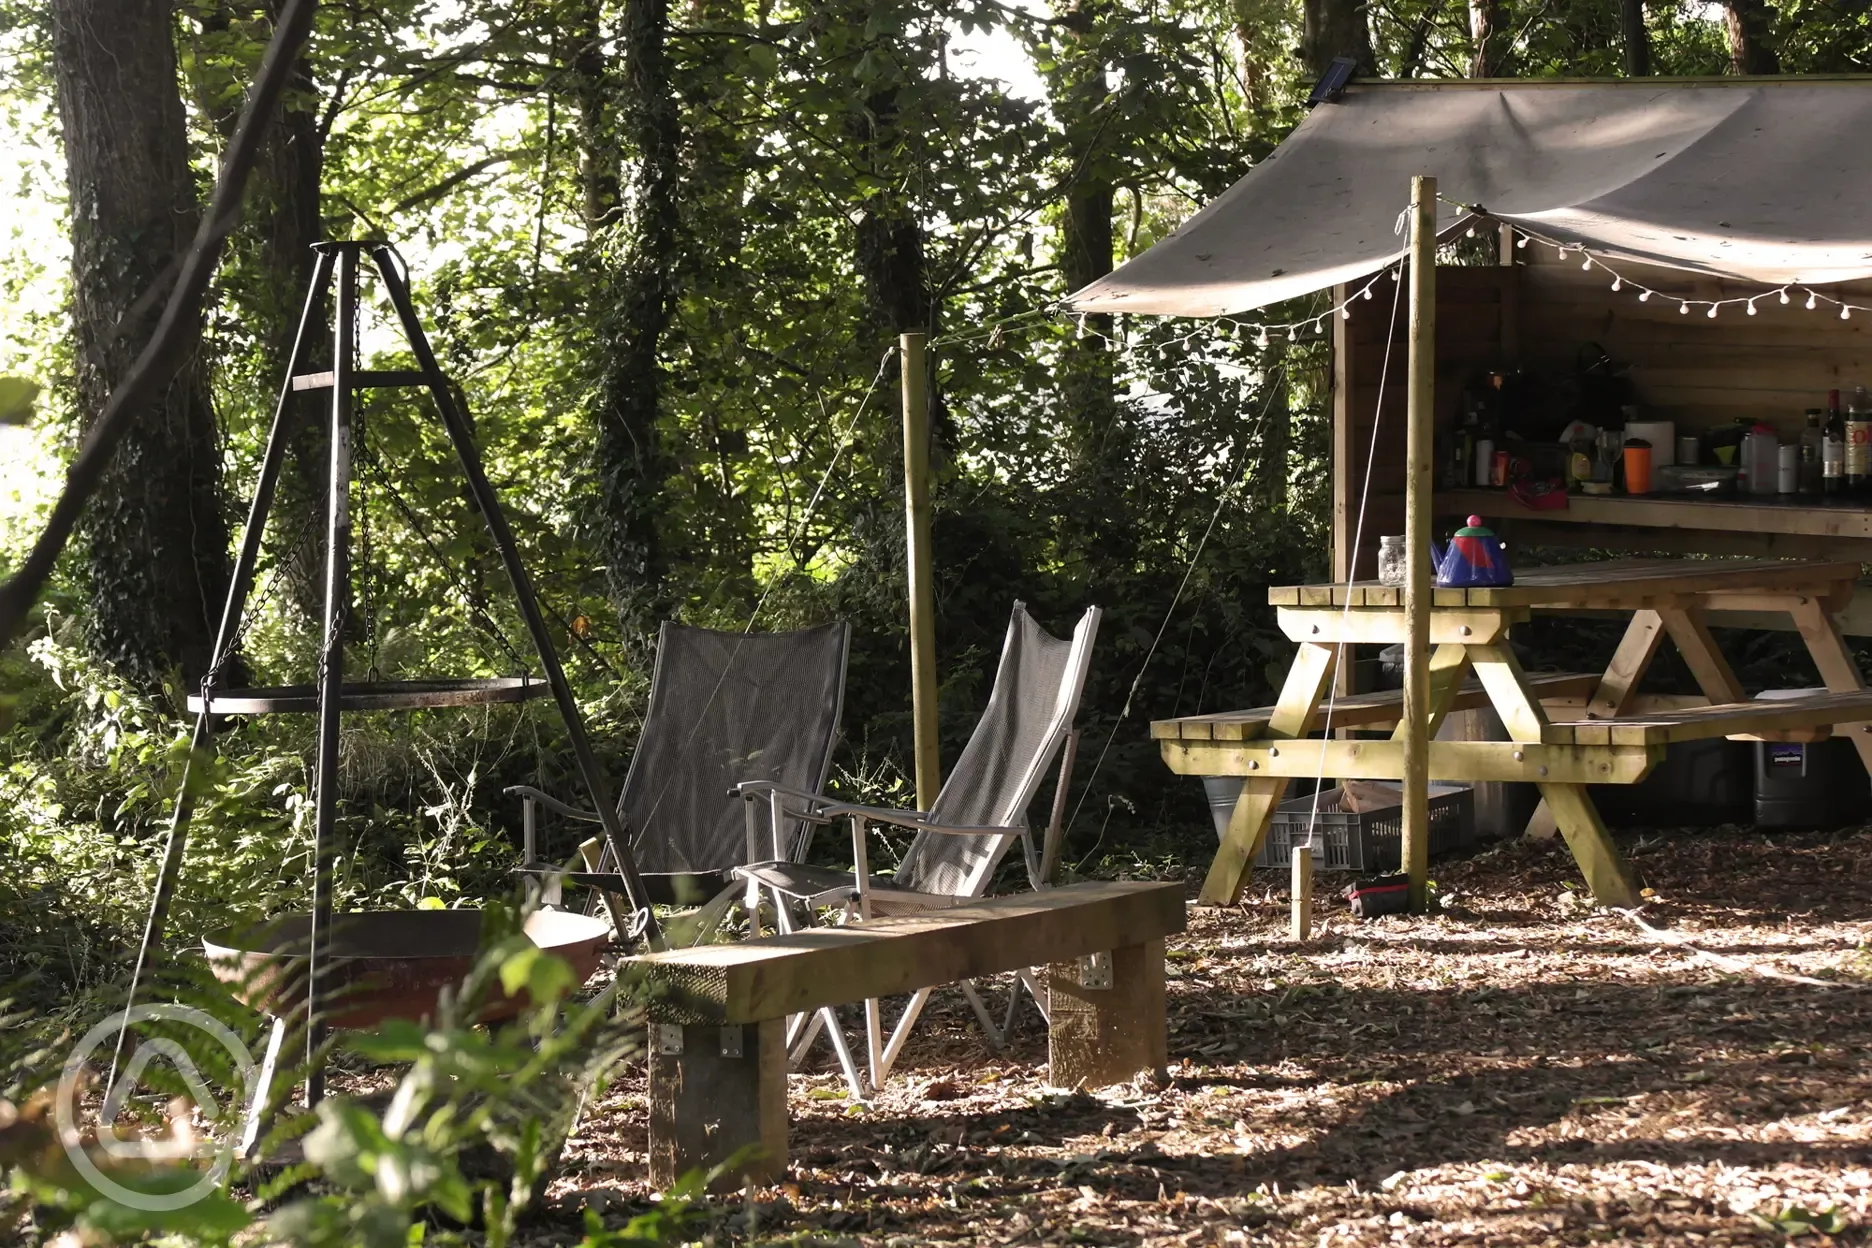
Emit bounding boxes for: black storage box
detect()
[1755,739,1872,828]
[1589,737,1753,829]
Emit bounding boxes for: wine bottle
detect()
[1826,390,1848,496]
[1850,387,1872,496]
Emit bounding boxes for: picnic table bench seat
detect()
[1545,689,1872,746]
[1150,670,1602,741]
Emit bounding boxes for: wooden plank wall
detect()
[1333,249,1872,582]
[1333,264,1514,581]
[1518,244,1872,440]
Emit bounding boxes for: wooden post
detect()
[1401,175,1438,912]
[647,1019,788,1191]
[1290,845,1313,941]
[900,332,940,810]
[1047,939,1167,1088]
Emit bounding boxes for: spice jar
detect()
[1378,535,1407,586]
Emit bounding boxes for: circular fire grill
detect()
[203,908,610,1029]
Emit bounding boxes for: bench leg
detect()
[1046,938,1167,1089]
[648,1019,786,1191]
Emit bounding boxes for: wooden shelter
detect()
[1070,77,1872,901]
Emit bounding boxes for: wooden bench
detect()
[1546,689,1872,746]
[620,880,1185,1188]
[1153,671,1602,741]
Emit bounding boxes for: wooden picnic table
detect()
[1155,558,1872,910]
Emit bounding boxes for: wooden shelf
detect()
[1438,488,1872,542]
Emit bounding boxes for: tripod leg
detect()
[111,251,334,1091]
[307,245,360,1106]
[368,244,663,949]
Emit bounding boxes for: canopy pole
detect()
[900,332,940,810]
[1402,176,1438,911]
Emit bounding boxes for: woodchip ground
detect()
[545,827,1872,1246]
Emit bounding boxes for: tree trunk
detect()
[1051,0,1118,474]
[593,0,679,640]
[1468,0,1511,76]
[1302,0,1375,77]
[51,0,235,689]
[1724,0,1780,73]
[1620,0,1651,75]
[573,2,621,228]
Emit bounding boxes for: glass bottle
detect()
[1825,390,1848,496]
[1800,409,1825,496]
[1851,387,1872,497]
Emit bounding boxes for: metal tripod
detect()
[122,239,661,1112]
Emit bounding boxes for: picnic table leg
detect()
[1586,610,1667,719]
[1471,642,1642,908]
[1537,782,1642,908]
[1658,607,1745,704]
[1789,599,1872,773]
[1526,610,1668,840]
[1047,938,1167,1088]
[1199,643,1336,905]
[648,1019,787,1191]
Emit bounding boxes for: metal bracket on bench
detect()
[1074,950,1113,990]
[653,1022,685,1055]
[719,1025,744,1059]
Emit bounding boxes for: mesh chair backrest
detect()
[619,621,850,874]
[894,603,1101,898]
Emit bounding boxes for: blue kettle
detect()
[1430,515,1513,589]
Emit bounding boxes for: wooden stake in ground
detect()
[1401,175,1438,911]
[900,331,940,810]
[1290,841,1313,940]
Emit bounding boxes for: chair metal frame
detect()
[733,603,1101,1093]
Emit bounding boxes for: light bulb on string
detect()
[1807,291,1819,310]
[1255,328,1269,348]
[1582,256,1593,271]
[1746,300,1758,316]
[1638,290,1651,302]
[1341,306,1352,320]
[1707,305,1718,318]
[1611,277,1622,291]
[1680,301,1690,315]
[1515,234,1528,248]
[1844,306,1853,321]
[1362,286,1373,300]
[1779,289,1791,305]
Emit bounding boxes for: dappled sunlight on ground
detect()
[542,827,1872,1245]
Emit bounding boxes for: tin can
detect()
[1490,450,1510,488]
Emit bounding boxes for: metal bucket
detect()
[202,908,610,1028]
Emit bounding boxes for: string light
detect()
[1481,215,1872,323]
[1255,328,1269,348]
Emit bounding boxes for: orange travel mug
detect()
[1623,439,1653,494]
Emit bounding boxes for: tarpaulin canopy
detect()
[1069,78,1872,318]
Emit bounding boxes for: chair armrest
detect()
[819,801,1016,837]
[729,780,843,826]
[503,784,602,823]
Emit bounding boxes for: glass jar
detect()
[1377,535,1407,586]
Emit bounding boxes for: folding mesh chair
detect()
[512,619,850,923]
[734,602,1101,1091]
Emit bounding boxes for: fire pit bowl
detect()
[202,908,611,1029]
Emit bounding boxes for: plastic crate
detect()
[1256,784,1475,871]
